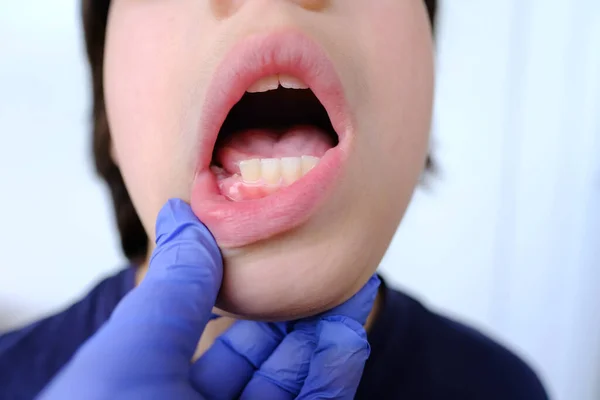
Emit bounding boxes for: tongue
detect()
[215,126,334,174]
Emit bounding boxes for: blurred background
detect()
[1,1,599,399]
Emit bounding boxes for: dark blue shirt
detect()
[0,268,548,399]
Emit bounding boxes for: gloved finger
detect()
[239,275,380,399]
[190,320,287,399]
[239,323,317,400]
[318,274,381,325]
[296,316,370,400]
[38,199,223,395]
[107,198,223,362]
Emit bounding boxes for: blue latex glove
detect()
[39,199,380,400]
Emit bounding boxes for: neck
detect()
[135,259,382,361]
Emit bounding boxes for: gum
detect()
[217,173,287,201]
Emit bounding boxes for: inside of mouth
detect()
[211,87,339,201]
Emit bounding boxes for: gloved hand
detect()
[39,199,380,400]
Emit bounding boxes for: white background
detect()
[1,1,599,399]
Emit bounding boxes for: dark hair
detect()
[82,0,439,262]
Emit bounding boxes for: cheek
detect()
[351,2,433,201]
[103,4,206,236]
[325,2,434,271]
[361,3,434,152]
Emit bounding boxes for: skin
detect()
[104,0,434,331]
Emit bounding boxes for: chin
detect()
[212,219,379,321]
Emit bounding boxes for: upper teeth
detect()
[246,74,309,93]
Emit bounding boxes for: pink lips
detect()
[190,30,353,248]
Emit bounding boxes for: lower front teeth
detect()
[301,156,319,175]
[260,158,281,185]
[281,157,302,184]
[239,156,321,186]
[237,159,261,182]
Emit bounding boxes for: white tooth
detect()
[260,158,282,185]
[301,156,320,175]
[279,74,309,90]
[239,159,261,182]
[247,75,279,93]
[281,157,302,184]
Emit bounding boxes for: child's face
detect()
[104,0,434,320]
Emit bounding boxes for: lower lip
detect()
[191,142,347,248]
[190,30,352,248]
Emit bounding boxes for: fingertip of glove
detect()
[321,274,381,326]
[319,316,368,342]
[155,199,219,250]
[314,317,371,367]
[150,199,222,278]
[363,274,381,302]
[156,199,197,243]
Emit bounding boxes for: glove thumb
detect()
[109,198,223,358]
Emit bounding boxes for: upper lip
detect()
[197,29,352,173]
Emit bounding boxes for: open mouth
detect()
[211,77,339,201]
[190,30,352,248]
